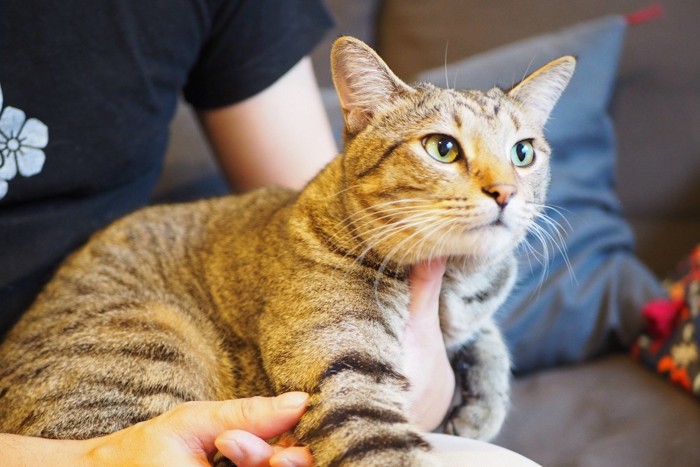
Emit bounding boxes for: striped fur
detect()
[0,38,574,465]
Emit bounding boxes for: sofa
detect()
[156,1,700,465]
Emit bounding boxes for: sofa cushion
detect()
[311,0,383,88]
[495,354,700,466]
[417,16,665,373]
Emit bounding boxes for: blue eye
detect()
[511,140,535,167]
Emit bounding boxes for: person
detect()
[0,0,454,465]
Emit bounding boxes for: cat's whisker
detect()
[443,40,450,90]
[372,214,458,299]
[361,203,502,266]
[519,232,541,276]
[372,217,443,297]
[347,208,435,245]
[515,202,575,288]
[324,206,431,281]
[526,222,553,288]
[354,205,438,227]
[360,211,446,263]
[517,55,538,89]
[369,208,453,254]
[324,182,365,201]
[529,202,573,233]
[518,227,550,297]
[397,214,457,264]
[342,212,435,275]
[414,219,457,265]
[362,214,443,295]
[521,215,572,294]
[349,203,460,241]
[541,204,573,226]
[364,211,480,260]
[533,214,568,254]
[338,197,484,243]
[330,199,430,238]
[327,202,433,254]
[530,209,575,284]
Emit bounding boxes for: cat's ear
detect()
[508,56,576,127]
[331,36,414,134]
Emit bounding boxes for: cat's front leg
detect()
[445,319,510,441]
[259,300,442,466]
[295,350,441,466]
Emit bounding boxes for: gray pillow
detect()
[417,16,666,373]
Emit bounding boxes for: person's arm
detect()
[405,258,457,431]
[0,434,85,467]
[198,57,338,192]
[0,393,312,467]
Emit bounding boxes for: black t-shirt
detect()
[0,0,332,336]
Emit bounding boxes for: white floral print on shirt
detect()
[0,84,49,199]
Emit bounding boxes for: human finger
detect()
[164,392,309,453]
[214,428,312,467]
[270,446,314,467]
[405,258,455,430]
[407,257,447,325]
[215,429,274,467]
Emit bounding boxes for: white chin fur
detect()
[400,227,521,265]
[447,227,518,259]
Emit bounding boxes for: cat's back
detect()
[10,186,295,325]
[96,186,294,255]
[0,187,295,437]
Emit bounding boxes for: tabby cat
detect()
[0,37,574,465]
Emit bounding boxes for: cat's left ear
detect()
[331,36,414,135]
[508,56,576,127]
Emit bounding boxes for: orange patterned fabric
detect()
[632,246,700,399]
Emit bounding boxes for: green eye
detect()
[422,134,460,163]
[511,140,535,167]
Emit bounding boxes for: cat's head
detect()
[331,37,575,265]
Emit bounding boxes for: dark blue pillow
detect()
[418,16,665,372]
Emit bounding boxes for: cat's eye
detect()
[510,140,535,167]
[422,134,461,163]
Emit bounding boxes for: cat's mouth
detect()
[461,219,509,235]
[465,212,511,233]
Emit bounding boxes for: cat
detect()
[0,37,574,466]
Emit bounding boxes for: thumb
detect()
[164,392,309,452]
[408,257,446,324]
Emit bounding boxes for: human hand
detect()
[404,257,456,431]
[83,392,312,467]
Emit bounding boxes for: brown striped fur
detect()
[0,38,574,465]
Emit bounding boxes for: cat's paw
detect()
[447,393,508,441]
[213,453,235,467]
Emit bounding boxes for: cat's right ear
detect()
[331,36,414,135]
[507,56,576,127]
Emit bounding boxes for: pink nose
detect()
[482,184,517,208]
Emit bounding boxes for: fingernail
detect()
[275,392,309,410]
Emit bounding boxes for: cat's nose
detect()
[482,184,517,208]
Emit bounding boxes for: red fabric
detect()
[625,3,665,26]
[642,299,684,340]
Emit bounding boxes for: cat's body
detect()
[0,38,574,465]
